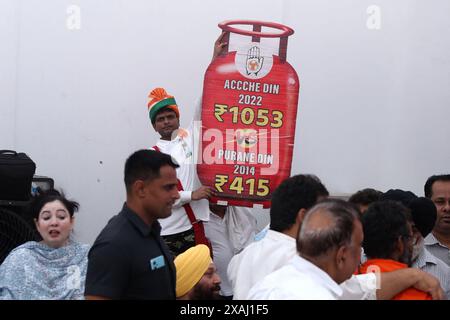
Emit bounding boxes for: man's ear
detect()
[133,180,146,198]
[335,246,347,270]
[296,208,307,225]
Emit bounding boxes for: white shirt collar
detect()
[424,232,448,248]
[291,255,343,298]
[265,229,296,243]
[157,136,179,145]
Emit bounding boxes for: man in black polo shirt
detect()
[85,149,180,299]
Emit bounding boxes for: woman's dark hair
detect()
[29,189,79,219]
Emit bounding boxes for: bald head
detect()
[297,199,360,258]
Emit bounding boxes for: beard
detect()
[190,283,222,300]
[411,238,424,262]
[399,244,413,267]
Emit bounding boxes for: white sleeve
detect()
[339,273,378,300]
[184,96,202,166]
[247,286,290,300]
[225,206,257,254]
[172,190,192,208]
[186,96,202,133]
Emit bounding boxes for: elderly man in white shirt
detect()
[248,200,363,299]
[229,175,446,300]
[228,174,330,299]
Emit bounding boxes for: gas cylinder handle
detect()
[218,20,294,38]
[218,20,294,62]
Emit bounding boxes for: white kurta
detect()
[227,230,297,300]
[247,255,343,300]
[205,206,257,296]
[227,230,377,300]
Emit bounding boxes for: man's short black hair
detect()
[380,189,436,237]
[348,188,382,207]
[270,174,329,232]
[424,174,450,198]
[380,189,417,206]
[362,200,411,259]
[124,149,179,193]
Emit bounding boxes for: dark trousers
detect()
[162,228,195,257]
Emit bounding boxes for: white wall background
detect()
[1,0,449,244]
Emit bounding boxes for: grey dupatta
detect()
[0,240,89,300]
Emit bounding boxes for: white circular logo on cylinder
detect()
[235,43,274,80]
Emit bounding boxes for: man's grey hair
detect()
[297,199,360,258]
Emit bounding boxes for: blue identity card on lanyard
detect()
[150,255,165,270]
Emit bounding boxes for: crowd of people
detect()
[0,147,448,300]
[0,33,449,300]
[0,89,448,300]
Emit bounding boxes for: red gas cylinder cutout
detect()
[198,20,300,208]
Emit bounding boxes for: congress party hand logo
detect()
[246,46,264,76]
